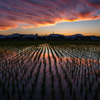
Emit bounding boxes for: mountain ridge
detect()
[0,33,85,38]
[0,33,99,41]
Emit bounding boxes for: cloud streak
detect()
[0,0,100,30]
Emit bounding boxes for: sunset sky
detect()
[0,0,100,36]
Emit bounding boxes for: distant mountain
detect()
[0,33,36,39]
[66,34,84,38]
[48,34,64,37]
[6,33,21,38]
[0,33,84,38]
[2,33,98,41]
[0,35,5,39]
[71,34,84,37]
[24,34,35,38]
[0,33,99,41]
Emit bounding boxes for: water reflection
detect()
[0,44,100,100]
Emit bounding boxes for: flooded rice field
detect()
[0,44,100,100]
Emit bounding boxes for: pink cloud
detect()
[0,19,18,30]
[0,0,100,30]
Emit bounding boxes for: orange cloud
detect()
[0,0,100,30]
[0,19,18,31]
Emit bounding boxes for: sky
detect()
[0,0,100,36]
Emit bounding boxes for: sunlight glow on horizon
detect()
[0,19,100,36]
[0,0,100,36]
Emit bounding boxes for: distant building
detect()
[20,35,26,40]
[91,36,98,40]
[82,36,91,40]
[75,36,82,40]
[98,37,100,40]
[35,33,38,40]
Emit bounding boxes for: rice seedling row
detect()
[0,44,100,100]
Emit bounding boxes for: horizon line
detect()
[0,33,100,37]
